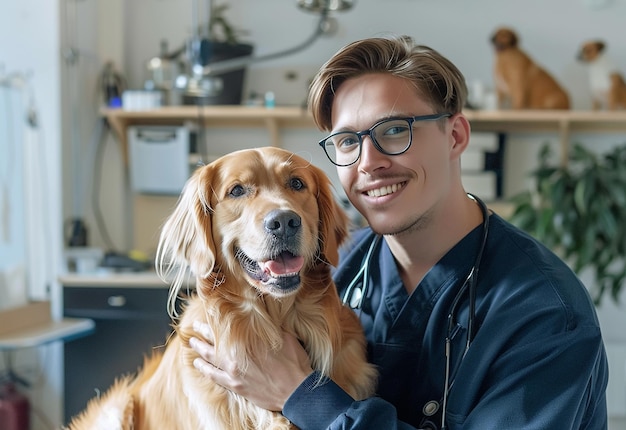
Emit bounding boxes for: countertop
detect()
[0,318,95,350]
[59,270,171,288]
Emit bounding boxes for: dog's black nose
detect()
[264,209,301,238]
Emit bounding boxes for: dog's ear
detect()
[509,30,518,48]
[596,41,606,53]
[313,165,349,267]
[156,165,217,286]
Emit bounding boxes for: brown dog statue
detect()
[491,27,570,110]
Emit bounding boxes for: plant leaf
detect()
[509,142,626,306]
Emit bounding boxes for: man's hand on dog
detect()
[190,321,313,412]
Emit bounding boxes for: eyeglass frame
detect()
[318,112,453,167]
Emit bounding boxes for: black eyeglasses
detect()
[318,113,452,167]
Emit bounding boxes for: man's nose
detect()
[358,135,387,169]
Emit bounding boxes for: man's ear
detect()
[449,114,471,158]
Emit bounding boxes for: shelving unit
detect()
[100,106,626,251]
[102,105,313,164]
[465,109,626,166]
[102,106,626,166]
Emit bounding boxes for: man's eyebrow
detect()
[331,114,410,133]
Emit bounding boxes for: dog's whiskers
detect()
[209,270,225,289]
[313,252,327,266]
[234,249,257,273]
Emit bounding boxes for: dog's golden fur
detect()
[67,147,377,430]
[491,27,570,109]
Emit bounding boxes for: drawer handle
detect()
[107,295,127,307]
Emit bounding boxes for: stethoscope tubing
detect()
[342,233,382,309]
[342,193,490,430]
[442,194,490,429]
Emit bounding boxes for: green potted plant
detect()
[509,143,626,305]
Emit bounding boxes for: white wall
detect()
[122,0,626,109]
[0,2,64,304]
[89,0,626,250]
[0,1,65,429]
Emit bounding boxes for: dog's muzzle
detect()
[237,209,306,294]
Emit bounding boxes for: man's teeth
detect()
[367,182,403,197]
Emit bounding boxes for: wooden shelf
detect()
[59,272,168,288]
[102,105,313,164]
[465,108,626,130]
[102,106,626,166]
[464,109,626,165]
[100,106,626,251]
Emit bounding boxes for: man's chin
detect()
[369,216,426,237]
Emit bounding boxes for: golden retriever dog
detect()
[67,147,377,430]
[491,27,570,109]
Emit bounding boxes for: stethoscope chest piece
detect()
[423,400,440,416]
[419,400,441,430]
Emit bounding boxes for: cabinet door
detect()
[63,287,173,424]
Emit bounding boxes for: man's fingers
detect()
[193,355,239,391]
[189,336,213,359]
[192,334,235,372]
[190,341,224,380]
[193,357,214,374]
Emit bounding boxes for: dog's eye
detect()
[289,177,305,191]
[229,184,246,197]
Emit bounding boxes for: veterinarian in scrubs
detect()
[190,35,608,429]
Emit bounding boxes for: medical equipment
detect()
[341,193,490,430]
[150,0,354,105]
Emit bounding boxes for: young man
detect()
[190,36,608,429]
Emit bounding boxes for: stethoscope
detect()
[342,193,490,430]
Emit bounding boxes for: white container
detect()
[129,126,190,195]
[122,90,162,110]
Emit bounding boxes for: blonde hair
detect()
[308,35,468,131]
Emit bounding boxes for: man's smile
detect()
[365,181,406,197]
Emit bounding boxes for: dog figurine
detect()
[66,147,377,430]
[491,27,570,110]
[578,40,626,110]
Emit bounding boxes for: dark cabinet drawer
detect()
[64,287,170,320]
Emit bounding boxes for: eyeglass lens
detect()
[323,118,412,166]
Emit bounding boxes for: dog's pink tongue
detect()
[261,253,304,276]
